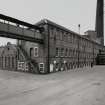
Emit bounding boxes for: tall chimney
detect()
[95,0,104,45]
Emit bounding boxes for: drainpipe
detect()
[93,43,94,65]
[47,24,50,73]
[77,37,80,68]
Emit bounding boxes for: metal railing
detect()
[0,14,44,43]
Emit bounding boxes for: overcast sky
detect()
[0,0,104,45]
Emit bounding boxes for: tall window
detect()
[62,32,64,41]
[50,27,54,37]
[56,29,60,40]
[34,47,38,57]
[1,57,3,68]
[64,33,66,41]
[39,63,44,72]
[0,57,1,67]
[12,57,14,68]
[73,50,75,56]
[18,62,24,70]
[60,31,63,40]
[8,57,10,68]
[5,57,7,68]
[61,48,64,57]
[30,48,33,57]
[56,48,59,57]
[25,63,28,71]
[69,49,71,57]
[65,48,68,57]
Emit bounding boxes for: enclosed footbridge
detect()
[0,14,44,44]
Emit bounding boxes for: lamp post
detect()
[78,24,80,34]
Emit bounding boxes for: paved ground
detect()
[0,66,105,105]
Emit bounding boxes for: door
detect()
[30,48,34,59]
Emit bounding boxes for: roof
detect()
[35,19,81,36]
[85,30,96,33]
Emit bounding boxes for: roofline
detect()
[35,19,105,47]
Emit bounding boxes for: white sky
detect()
[0,0,104,45]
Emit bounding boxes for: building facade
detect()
[17,19,105,74]
[0,42,17,70]
[0,19,105,74]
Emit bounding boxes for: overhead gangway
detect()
[0,14,44,44]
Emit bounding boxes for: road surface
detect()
[0,66,105,105]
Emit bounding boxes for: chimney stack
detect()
[95,0,104,45]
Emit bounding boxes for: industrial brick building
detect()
[2,19,105,73]
[0,0,104,74]
[0,19,105,74]
[18,19,105,74]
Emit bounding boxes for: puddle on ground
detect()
[92,82,101,86]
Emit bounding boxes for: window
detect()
[0,57,1,67]
[69,49,71,57]
[50,27,54,37]
[73,50,75,56]
[60,31,63,40]
[65,48,68,57]
[61,48,64,57]
[39,63,44,72]
[62,32,64,40]
[25,63,28,71]
[56,48,59,57]
[7,47,10,50]
[18,62,24,70]
[34,47,38,57]
[72,35,74,43]
[56,29,60,39]
[1,57,3,68]
[66,33,69,42]
[5,57,7,68]
[71,35,73,43]
[8,57,10,68]
[64,32,66,41]
[12,57,14,68]
[68,35,71,42]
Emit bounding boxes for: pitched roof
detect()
[35,19,81,36]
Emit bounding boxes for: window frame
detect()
[56,47,59,57]
[61,48,64,57]
[39,63,44,72]
[18,61,24,70]
[34,47,38,57]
